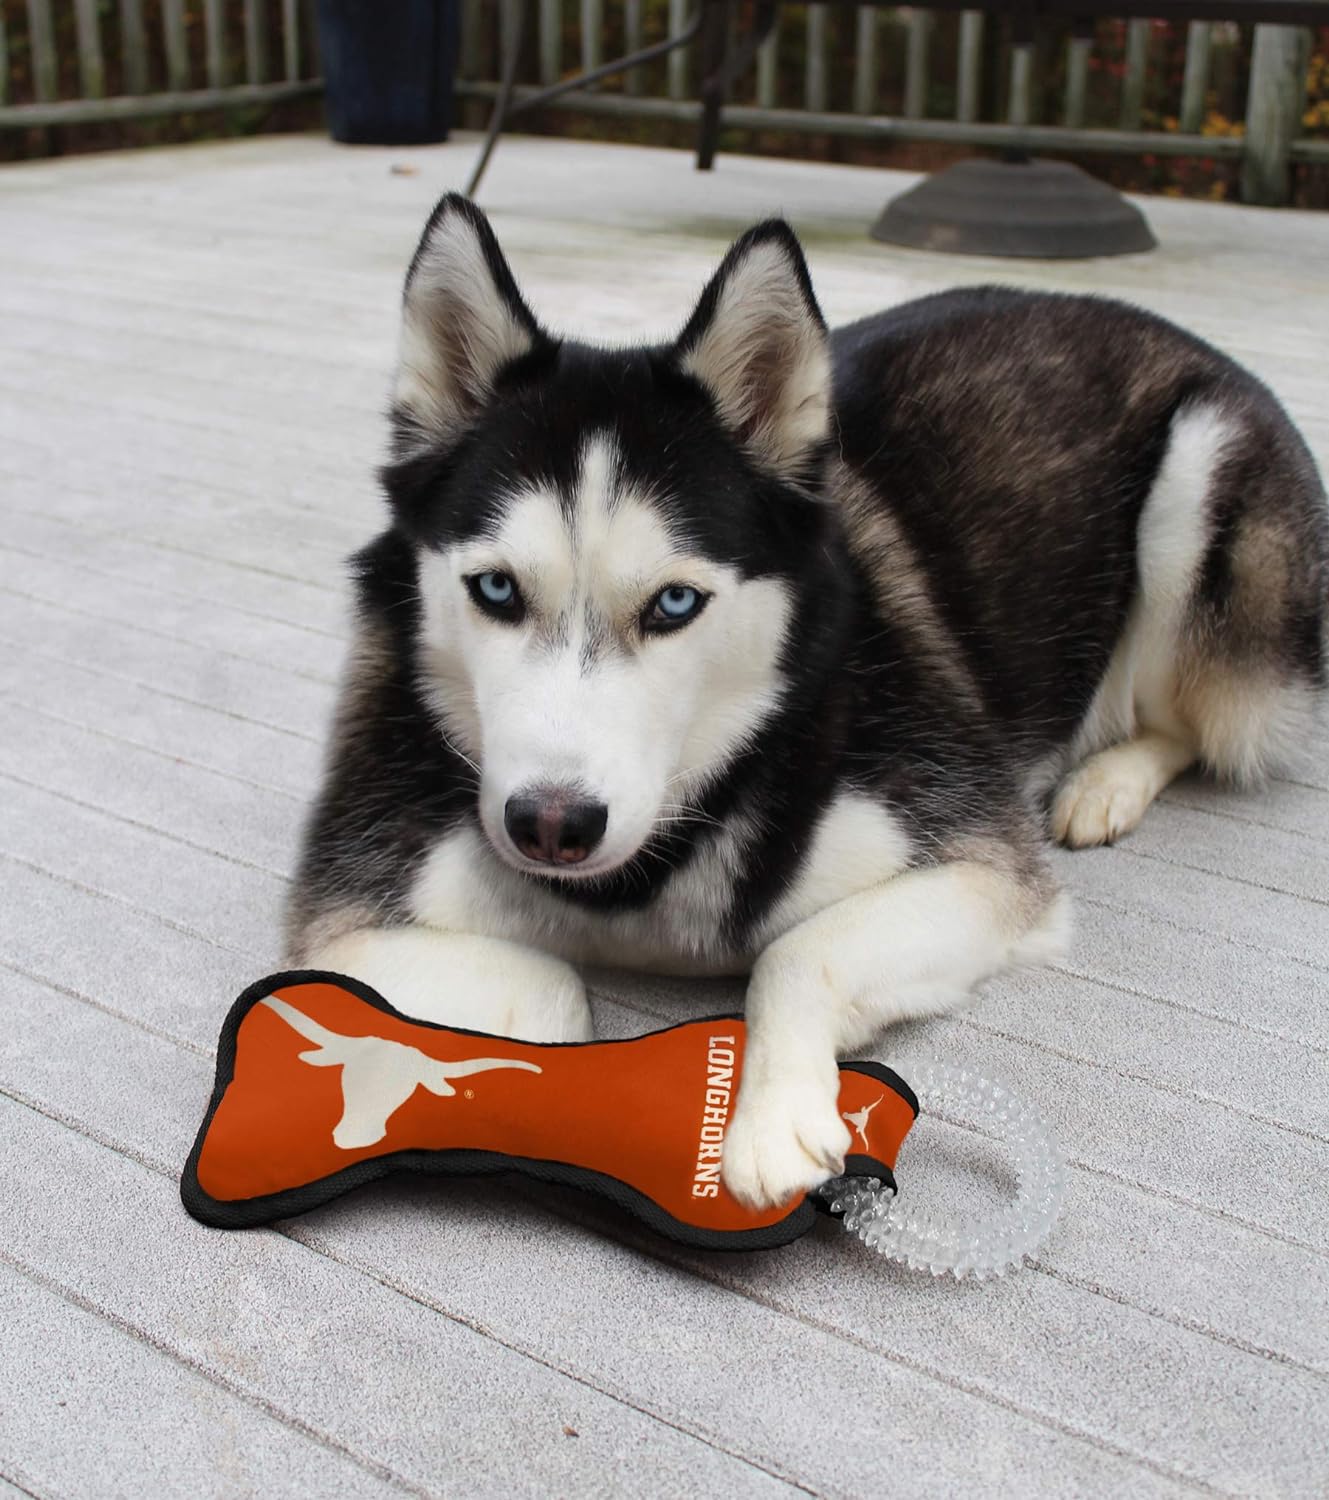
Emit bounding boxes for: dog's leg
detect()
[722,860,1069,1209]
[305,925,593,1043]
[1052,730,1195,849]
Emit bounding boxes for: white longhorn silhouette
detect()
[263,997,543,1150]
[842,1094,885,1150]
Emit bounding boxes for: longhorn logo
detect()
[263,997,543,1150]
[842,1093,885,1149]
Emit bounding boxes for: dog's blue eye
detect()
[467,571,522,618]
[659,587,696,616]
[646,585,706,630]
[478,572,513,604]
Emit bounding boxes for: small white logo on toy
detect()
[263,997,542,1150]
[842,1094,884,1149]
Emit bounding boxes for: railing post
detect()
[1118,17,1150,131]
[1242,24,1310,206]
[1008,44,1033,127]
[624,0,644,95]
[25,0,58,102]
[161,0,190,92]
[1064,30,1092,128]
[668,0,688,100]
[904,11,933,120]
[1178,22,1211,136]
[805,5,828,114]
[539,1,562,86]
[852,7,878,116]
[73,0,106,99]
[501,0,526,95]
[244,0,269,85]
[118,0,149,95]
[756,10,780,107]
[956,11,984,125]
[580,0,602,75]
[281,0,300,82]
[204,0,225,89]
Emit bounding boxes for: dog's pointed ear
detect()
[392,193,546,452]
[672,221,831,479]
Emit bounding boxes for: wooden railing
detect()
[2,3,1323,207]
[0,0,322,129]
[453,2,1328,205]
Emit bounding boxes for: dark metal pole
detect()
[465,2,708,199]
[464,0,527,198]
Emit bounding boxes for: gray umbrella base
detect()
[871,157,1158,259]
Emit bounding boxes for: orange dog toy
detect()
[182,971,918,1249]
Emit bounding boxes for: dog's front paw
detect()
[1052,758,1151,848]
[721,1076,851,1210]
[494,976,593,1043]
[430,952,593,1043]
[310,927,593,1043]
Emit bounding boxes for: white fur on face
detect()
[415,435,792,878]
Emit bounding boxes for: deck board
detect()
[1,1266,404,1500]
[1,132,1326,1498]
[3,1102,786,1498]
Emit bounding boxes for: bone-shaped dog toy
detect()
[182,971,918,1250]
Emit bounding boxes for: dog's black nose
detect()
[504,791,608,866]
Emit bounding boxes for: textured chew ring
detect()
[821,1060,1066,1278]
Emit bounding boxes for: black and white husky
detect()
[288,195,1327,1209]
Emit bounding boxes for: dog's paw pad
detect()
[1052,764,1151,848]
[721,1082,850,1211]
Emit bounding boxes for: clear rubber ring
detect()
[819,1060,1067,1279]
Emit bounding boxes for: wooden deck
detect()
[0,132,1326,1499]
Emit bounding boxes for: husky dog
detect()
[288,195,1327,1209]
